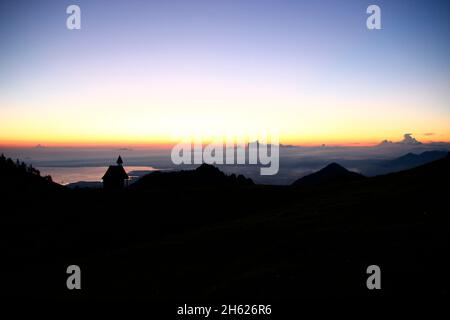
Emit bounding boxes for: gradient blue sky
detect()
[1,0,449,146]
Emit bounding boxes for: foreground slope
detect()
[1,154,449,299]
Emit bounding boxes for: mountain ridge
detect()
[291,162,366,187]
[130,163,254,189]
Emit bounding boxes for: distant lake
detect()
[37,166,158,185]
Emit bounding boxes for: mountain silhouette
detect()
[376,151,450,183]
[384,150,447,170]
[130,163,254,189]
[291,162,366,187]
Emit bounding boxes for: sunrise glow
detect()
[1,0,449,147]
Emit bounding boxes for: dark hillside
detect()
[0,154,448,299]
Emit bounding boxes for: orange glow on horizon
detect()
[1,134,449,149]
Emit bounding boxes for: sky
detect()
[0,0,449,147]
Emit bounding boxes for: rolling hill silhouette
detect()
[130,163,254,189]
[292,162,366,187]
[383,150,448,170]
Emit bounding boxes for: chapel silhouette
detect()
[102,156,129,190]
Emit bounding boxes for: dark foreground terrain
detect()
[0,154,449,302]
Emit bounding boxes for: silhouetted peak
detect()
[402,151,448,160]
[131,163,253,189]
[386,150,448,169]
[195,163,223,175]
[196,163,217,171]
[321,162,349,173]
[292,162,365,187]
[117,155,123,165]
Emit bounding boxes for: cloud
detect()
[399,133,421,145]
[423,133,435,136]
